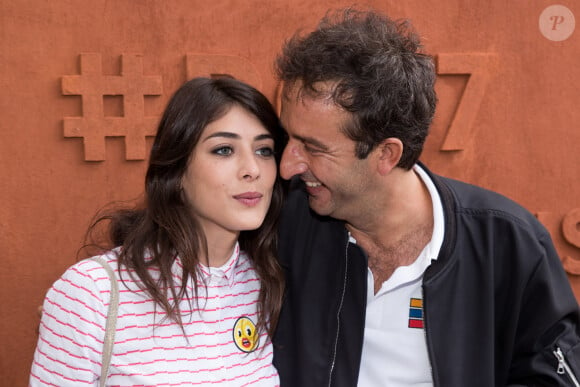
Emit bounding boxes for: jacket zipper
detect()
[554,347,580,386]
[422,284,437,387]
[327,239,350,387]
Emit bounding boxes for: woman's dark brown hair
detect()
[89,77,285,339]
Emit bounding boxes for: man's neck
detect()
[346,168,434,293]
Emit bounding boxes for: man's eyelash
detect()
[304,144,321,153]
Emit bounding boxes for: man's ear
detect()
[374,138,403,176]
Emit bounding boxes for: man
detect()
[272,8,580,387]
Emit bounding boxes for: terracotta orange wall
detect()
[1,0,579,384]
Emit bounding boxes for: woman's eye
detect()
[212,146,233,156]
[256,147,274,158]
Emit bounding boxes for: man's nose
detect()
[280,140,308,180]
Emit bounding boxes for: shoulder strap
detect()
[91,256,119,387]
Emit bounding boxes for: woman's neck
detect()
[203,228,239,267]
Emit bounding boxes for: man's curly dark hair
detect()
[276,8,437,169]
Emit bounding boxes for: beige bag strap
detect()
[91,256,119,387]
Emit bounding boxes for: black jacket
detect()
[273,165,580,387]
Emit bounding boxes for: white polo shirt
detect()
[356,165,444,386]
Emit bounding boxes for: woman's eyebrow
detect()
[202,132,274,142]
[254,133,274,141]
[202,131,240,142]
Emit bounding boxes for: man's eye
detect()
[303,144,320,154]
[256,147,274,158]
[212,146,233,156]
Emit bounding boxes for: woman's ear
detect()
[374,138,403,176]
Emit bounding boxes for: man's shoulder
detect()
[438,175,529,213]
[433,172,548,237]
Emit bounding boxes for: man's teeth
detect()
[305,181,321,187]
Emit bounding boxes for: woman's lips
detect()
[233,192,262,206]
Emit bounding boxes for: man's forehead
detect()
[280,81,355,144]
[282,80,338,104]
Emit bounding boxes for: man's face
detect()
[279,83,374,221]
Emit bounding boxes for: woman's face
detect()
[182,104,277,242]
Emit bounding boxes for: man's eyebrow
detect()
[293,134,329,151]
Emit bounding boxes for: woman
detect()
[30,77,285,386]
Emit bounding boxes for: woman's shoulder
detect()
[40,251,122,324]
[50,250,122,298]
[65,250,119,277]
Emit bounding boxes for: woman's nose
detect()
[240,152,260,181]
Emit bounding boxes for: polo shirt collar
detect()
[198,242,241,287]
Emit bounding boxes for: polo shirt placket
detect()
[198,244,240,383]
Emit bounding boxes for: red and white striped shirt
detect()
[30,243,279,386]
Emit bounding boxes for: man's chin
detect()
[308,196,332,217]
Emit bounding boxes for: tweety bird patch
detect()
[233,316,259,352]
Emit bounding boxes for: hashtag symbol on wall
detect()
[61,53,163,161]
